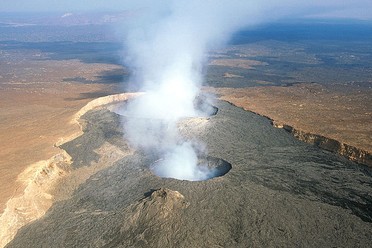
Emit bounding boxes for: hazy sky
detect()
[1,0,372,20]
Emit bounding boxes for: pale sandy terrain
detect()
[0,57,122,214]
[0,82,116,213]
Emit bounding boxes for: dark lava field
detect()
[6,99,372,247]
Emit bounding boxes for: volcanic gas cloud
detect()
[120,0,310,180]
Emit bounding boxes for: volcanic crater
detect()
[109,95,219,118]
[150,156,232,181]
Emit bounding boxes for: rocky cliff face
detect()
[208,83,372,168]
[0,151,71,248]
[221,98,372,168]
[280,124,372,167]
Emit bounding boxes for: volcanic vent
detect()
[151,155,232,181]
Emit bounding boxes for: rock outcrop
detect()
[280,124,372,167]
[0,151,71,248]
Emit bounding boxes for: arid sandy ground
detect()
[0,54,121,213]
[205,83,372,155]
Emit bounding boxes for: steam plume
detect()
[119,1,326,180]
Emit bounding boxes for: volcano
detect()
[6,97,372,247]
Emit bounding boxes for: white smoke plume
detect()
[120,1,294,181]
[118,0,356,180]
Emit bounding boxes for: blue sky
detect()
[1,0,372,20]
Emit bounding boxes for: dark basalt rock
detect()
[6,100,372,248]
